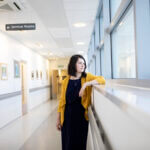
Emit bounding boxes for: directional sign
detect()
[5,23,36,31]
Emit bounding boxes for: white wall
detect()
[0,31,50,128]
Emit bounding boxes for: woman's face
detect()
[76,58,85,73]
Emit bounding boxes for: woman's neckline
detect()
[69,78,81,81]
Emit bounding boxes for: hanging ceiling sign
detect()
[5,23,36,31]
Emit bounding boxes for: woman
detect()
[56,54,105,150]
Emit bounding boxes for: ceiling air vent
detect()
[13,2,21,10]
[0,3,13,11]
[0,0,24,12]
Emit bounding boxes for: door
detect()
[52,70,59,99]
[57,69,67,99]
[21,61,28,115]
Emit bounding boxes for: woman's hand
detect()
[79,83,87,97]
[79,80,99,97]
[56,113,61,131]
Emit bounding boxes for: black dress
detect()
[61,78,89,150]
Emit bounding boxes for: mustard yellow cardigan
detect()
[57,72,105,126]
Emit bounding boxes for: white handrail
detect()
[88,106,106,150]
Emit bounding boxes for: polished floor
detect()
[0,100,90,150]
[20,105,61,150]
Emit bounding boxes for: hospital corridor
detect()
[0,0,150,149]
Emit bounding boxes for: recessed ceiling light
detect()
[73,22,87,28]
[77,42,85,45]
[39,44,43,48]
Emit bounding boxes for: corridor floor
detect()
[0,100,90,150]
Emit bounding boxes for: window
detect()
[91,60,95,74]
[91,34,95,52]
[100,47,105,76]
[94,56,96,75]
[89,43,92,60]
[111,5,136,78]
[93,32,96,51]
[99,8,104,42]
[95,18,100,49]
[88,61,92,73]
[110,0,123,20]
[149,0,150,16]
[96,50,101,75]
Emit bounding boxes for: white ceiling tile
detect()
[27,0,68,28]
[64,1,98,11]
[55,38,73,48]
[49,28,70,38]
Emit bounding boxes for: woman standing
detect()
[56,54,105,150]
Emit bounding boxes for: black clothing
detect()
[61,78,89,150]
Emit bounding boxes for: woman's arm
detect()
[79,79,99,97]
[56,79,65,131]
[56,112,61,131]
[87,72,105,85]
[57,79,65,112]
[79,73,105,97]
[84,79,100,86]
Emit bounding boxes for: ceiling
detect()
[0,0,99,59]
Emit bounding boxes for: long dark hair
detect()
[68,54,87,78]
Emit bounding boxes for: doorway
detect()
[52,69,58,99]
[21,61,28,115]
[51,69,67,100]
